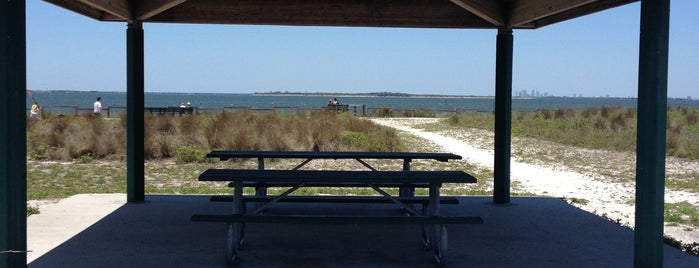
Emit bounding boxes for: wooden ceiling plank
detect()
[148,0,495,29]
[43,0,637,29]
[43,0,105,20]
[509,0,596,27]
[76,0,131,20]
[136,0,189,21]
[449,0,505,26]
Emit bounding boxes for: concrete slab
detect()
[27,195,699,267]
[26,193,125,263]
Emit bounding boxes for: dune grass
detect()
[25,113,490,202]
[27,110,405,162]
[447,106,699,159]
[25,110,410,210]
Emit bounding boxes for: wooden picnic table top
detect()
[199,169,477,184]
[206,150,462,162]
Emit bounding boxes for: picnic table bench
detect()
[192,151,482,267]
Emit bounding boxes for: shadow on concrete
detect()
[28,195,699,267]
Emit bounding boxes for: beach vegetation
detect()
[374,107,395,117]
[665,201,699,227]
[74,153,94,164]
[27,206,40,217]
[26,110,405,161]
[373,107,437,118]
[447,106,699,160]
[175,146,207,163]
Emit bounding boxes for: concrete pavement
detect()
[27,194,699,267]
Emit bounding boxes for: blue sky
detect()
[26,1,697,98]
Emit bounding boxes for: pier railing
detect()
[36,105,127,117]
[31,105,488,118]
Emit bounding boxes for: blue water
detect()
[26,91,699,113]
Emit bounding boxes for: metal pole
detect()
[634,0,670,267]
[1,0,28,266]
[127,21,145,202]
[493,27,513,204]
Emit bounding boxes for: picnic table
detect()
[192,150,482,266]
[206,150,463,197]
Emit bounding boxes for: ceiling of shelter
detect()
[43,0,638,29]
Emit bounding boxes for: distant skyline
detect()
[27,2,697,98]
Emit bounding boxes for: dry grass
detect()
[27,111,405,161]
[447,106,699,159]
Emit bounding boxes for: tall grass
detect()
[374,107,437,117]
[27,111,405,161]
[447,106,699,159]
[27,114,126,161]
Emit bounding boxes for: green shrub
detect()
[74,153,94,164]
[342,131,391,152]
[27,206,40,217]
[31,144,50,160]
[176,146,206,163]
[374,107,394,117]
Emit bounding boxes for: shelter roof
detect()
[43,0,638,29]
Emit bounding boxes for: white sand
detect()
[371,118,699,247]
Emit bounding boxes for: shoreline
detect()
[252,93,501,99]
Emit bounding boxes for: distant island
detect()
[253,91,494,99]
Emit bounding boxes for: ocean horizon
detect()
[26,90,699,114]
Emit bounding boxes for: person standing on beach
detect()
[30,101,40,119]
[93,97,102,115]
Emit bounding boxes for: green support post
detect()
[634,0,670,267]
[0,1,28,266]
[127,22,145,202]
[493,27,513,204]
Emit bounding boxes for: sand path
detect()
[371,118,699,247]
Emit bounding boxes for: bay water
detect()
[26,91,699,114]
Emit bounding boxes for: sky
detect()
[26,1,698,98]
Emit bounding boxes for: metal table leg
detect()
[226,223,241,265]
[226,181,244,265]
[429,183,447,266]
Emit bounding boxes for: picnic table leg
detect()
[437,225,448,267]
[429,183,448,266]
[255,157,267,211]
[421,204,429,247]
[255,157,267,196]
[226,181,244,265]
[399,159,415,198]
[226,223,242,265]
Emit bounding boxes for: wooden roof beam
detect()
[509,0,597,28]
[146,0,495,28]
[510,0,616,28]
[449,0,505,27]
[43,0,115,21]
[136,0,188,21]
[76,0,131,21]
[509,0,638,28]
